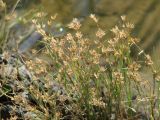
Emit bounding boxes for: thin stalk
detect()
[11,0,21,14]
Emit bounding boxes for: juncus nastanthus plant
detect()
[27,14,160,119]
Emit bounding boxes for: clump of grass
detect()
[22,14,159,119]
[1,4,160,118]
